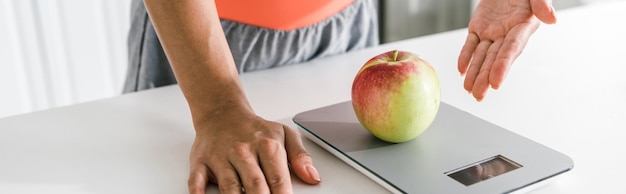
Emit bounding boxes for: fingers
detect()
[213,162,245,194]
[229,143,270,193]
[489,22,538,90]
[463,39,491,93]
[531,0,557,24]
[458,32,480,75]
[188,163,211,194]
[258,138,292,193]
[472,40,503,101]
[284,125,321,185]
[220,139,293,194]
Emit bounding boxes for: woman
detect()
[124,0,557,193]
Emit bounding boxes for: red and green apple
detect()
[351,50,441,143]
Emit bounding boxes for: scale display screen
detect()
[446,155,522,186]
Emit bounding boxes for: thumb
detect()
[531,0,557,24]
[283,124,321,185]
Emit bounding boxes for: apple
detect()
[351,50,440,143]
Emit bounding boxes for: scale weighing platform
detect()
[293,101,573,194]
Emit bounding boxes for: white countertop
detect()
[1,2,625,193]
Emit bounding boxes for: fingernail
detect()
[306,165,321,182]
[550,5,558,24]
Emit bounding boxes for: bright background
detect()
[0,0,618,118]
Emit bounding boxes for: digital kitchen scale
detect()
[293,101,573,194]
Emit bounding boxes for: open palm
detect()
[458,0,556,101]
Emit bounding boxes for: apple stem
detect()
[392,50,398,61]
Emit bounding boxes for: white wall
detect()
[0,0,130,118]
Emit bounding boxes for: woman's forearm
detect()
[143,0,252,125]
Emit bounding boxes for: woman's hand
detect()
[458,0,557,101]
[187,106,320,194]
